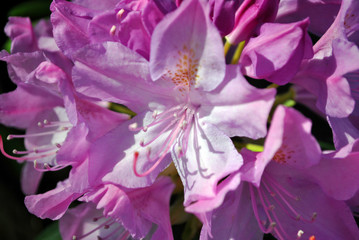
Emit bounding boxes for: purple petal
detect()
[197,184,263,240]
[0,85,62,129]
[50,0,94,57]
[308,139,359,200]
[72,42,173,112]
[4,17,37,53]
[294,39,358,117]
[240,18,313,85]
[241,106,321,187]
[227,0,279,44]
[20,162,43,195]
[208,0,241,36]
[275,0,341,36]
[196,65,275,139]
[150,0,226,91]
[262,163,359,240]
[25,180,82,220]
[80,177,174,239]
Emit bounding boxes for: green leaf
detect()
[35,222,62,240]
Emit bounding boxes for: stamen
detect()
[265,173,299,201]
[73,219,114,240]
[13,145,58,155]
[0,135,57,162]
[249,184,275,234]
[297,230,304,239]
[139,118,177,147]
[116,9,125,20]
[33,161,68,172]
[99,225,125,240]
[110,25,116,36]
[7,128,68,140]
[133,112,187,177]
[262,178,307,222]
[128,123,138,131]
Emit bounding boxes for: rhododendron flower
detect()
[240,18,313,85]
[292,0,359,118]
[37,176,175,239]
[187,106,359,240]
[227,0,279,44]
[71,0,275,206]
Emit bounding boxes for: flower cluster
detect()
[1,0,359,239]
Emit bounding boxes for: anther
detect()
[110,25,116,35]
[7,135,12,140]
[43,119,49,124]
[309,236,316,240]
[72,236,77,240]
[143,126,148,132]
[173,113,178,118]
[116,9,125,20]
[152,110,158,118]
[129,123,138,130]
[56,143,62,148]
[37,122,43,127]
[177,146,182,155]
[296,214,301,221]
[12,149,18,154]
[297,230,304,238]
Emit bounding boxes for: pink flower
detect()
[71,0,275,207]
[187,106,359,240]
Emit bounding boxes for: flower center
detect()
[165,45,199,93]
[130,104,196,177]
